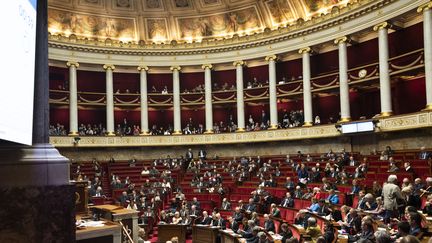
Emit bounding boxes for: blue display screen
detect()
[28,0,37,10]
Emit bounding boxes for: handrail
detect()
[118,221,135,243]
[49,48,425,106]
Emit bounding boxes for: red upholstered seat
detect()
[273,219,280,234]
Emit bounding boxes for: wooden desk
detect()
[192,225,220,243]
[76,220,121,243]
[220,229,243,243]
[157,224,187,243]
[90,205,139,243]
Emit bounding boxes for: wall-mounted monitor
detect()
[341,121,375,134]
[0,0,37,145]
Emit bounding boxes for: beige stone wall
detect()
[58,128,431,162]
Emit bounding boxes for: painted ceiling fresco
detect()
[48,0,352,43]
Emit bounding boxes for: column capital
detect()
[233,60,246,67]
[66,61,79,68]
[334,36,349,45]
[170,66,181,71]
[418,2,432,13]
[137,65,149,71]
[373,22,391,31]
[201,64,213,70]
[103,64,115,70]
[265,55,278,62]
[298,47,312,54]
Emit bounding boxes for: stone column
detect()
[299,47,313,126]
[0,0,75,241]
[170,66,182,134]
[265,55,278,129]
[103,64,115,135]
[418,3,432,110]
[334,37,351,122]
[374,22,393,117]
[202,64,214,133]
[138,66,149,135]
[234,60,246,131]
[66,61,79,135]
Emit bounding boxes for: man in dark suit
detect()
[189,205,200,217]
[118,191,129,206]
[185,148,193,168]
[403,162,415,175]
[233,207,244,222]
[316,199,331,216]
[245,198,257,213]
[198,149,206,160]
[280,192,295,208]
[197,211,212,225]
[211,213,226,229]
[228,216,239,233]
[191,197,201,209]
[263,214,275,233]
[284,177,295,192]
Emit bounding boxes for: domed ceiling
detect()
[48,0,353,43]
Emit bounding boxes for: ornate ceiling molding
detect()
[48,0,427,67]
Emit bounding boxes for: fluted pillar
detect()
[138,65,149,135]
[66,61,79,135]
[103,64,115,135]
[202,64,214,133]
[334,37,351,122]
[265,55,278,129]
[299,47,313,126]
[171,66,182,134]
[374,22,393,117]
[419,3,432,110]
[234,61,246,131]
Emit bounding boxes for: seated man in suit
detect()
[189,205,200,218]
[211,213,226,229]
[196,211,212,225]
[280,192,295,208]
[243,226,260,243]
[262,214,275,233]
[316,199,331,216]
[221,198,231,210]
[233,207,244,223]
[403,162,415,174]
[191,197,201,209]
[245,198,257,213]
[284,177,295,192]
[228,216,239,233]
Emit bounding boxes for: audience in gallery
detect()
[71,146,432,243]
[49,123,67,135]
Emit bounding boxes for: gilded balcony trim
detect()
[49,111,432,147]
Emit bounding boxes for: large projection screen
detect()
[0,0,37,145]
